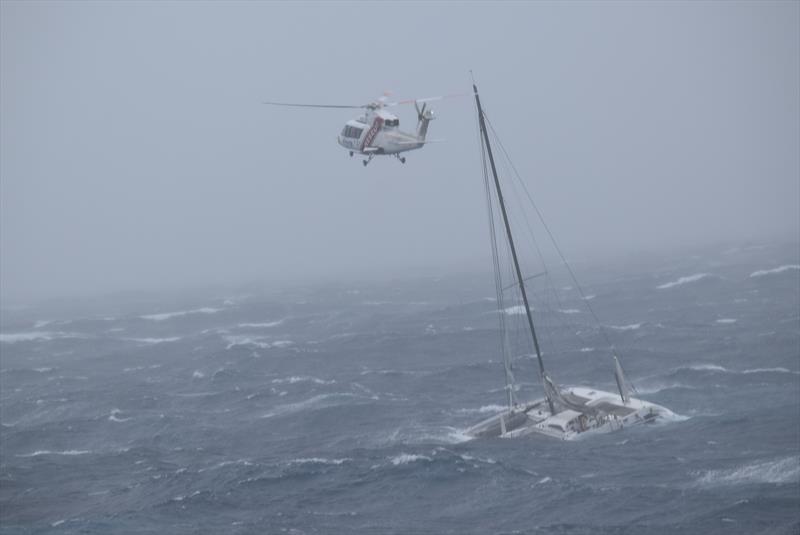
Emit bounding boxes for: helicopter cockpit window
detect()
[343,126,363,138]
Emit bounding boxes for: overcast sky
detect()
[1,1,798,303]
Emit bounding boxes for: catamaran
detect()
[466,83,675,440]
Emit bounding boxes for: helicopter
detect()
[263,94,457,166]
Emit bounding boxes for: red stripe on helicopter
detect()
[361,116,383,152]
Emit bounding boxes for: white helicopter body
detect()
[264,95,446,166]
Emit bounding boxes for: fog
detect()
[1,1,798,303]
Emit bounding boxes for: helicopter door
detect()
[361,116,384,151]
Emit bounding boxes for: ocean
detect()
[1,242,798,534]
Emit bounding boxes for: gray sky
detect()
[1,1,798,303]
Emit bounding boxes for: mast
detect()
[473,83,555,414]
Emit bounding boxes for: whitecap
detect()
[656,273,712,290]
[287,457,351,466]
[636,383,695,395]
[198,459,254,472]
[0,331,84,344]
[17,450,91,457]
[696,457,800,486]
[224,335,293,350]
[109,409,131,423]
[457,404,506,415]
[579,347,594,353]
[271,376,335,385]
[687,364,728,372]
[141,307,221,321]
[237,320,284,328]
[124,337,181,344]
[749,265,800,278]
[390,453,432,466]
[559,309,581,314]
[260,393,360,419]
[503,305,529,315]
[192,370,205,379]
[742,367,799,375]
[715,319,737,324]
[458,453,497,465]
[608,323,642,331]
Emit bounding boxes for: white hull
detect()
[467,387,674,441]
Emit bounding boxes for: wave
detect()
[124,337,181,344]
[636,382,696,394]
[503,305,528,315]
[679,364,799,375]
[272,376,335,385]
[141,307,221,321]
[108,409,131,423]
[608,323,642,331]
[17,450,92,457]
[390,453,432,466]
[224,335,294,350]
[237,320,284,328]
[687,364,728,372]
[656,273,713,290]
[261,393,361,419]
[198,459,254,473]
[122,364,162,373]
[579,347,594,352]
[287,457,351,466]
[696,457,800,486]
[456,404,506,415]
[715,318,737,324]
[456,453,497,465]
[742,367,799,375]
[0,331,85,344]
[749,264,800,278]
[559,309,581,314]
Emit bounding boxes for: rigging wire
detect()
[481,112,619,356]
[488,123,598,360]
[482,111,641,395]
[475,103,517,409]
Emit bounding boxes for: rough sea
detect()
[1,242,798,534]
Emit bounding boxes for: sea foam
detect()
[696,457,800,486]
[749,265,800,278]
[390,453,432,466]
[141,307,221,321]
[656,273,712,290]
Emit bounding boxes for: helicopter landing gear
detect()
[395,154,406,164]
[349,151,354,157]
[363,154,374,167]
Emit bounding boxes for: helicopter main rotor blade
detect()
[263,101,366,109]
[385,93,467,107]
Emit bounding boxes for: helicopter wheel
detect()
[399,157,406,164]
[362,160,368,167]
[349,151,354,157]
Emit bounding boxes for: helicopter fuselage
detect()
[337,109,427,157]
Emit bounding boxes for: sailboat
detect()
[466,83,675,440]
